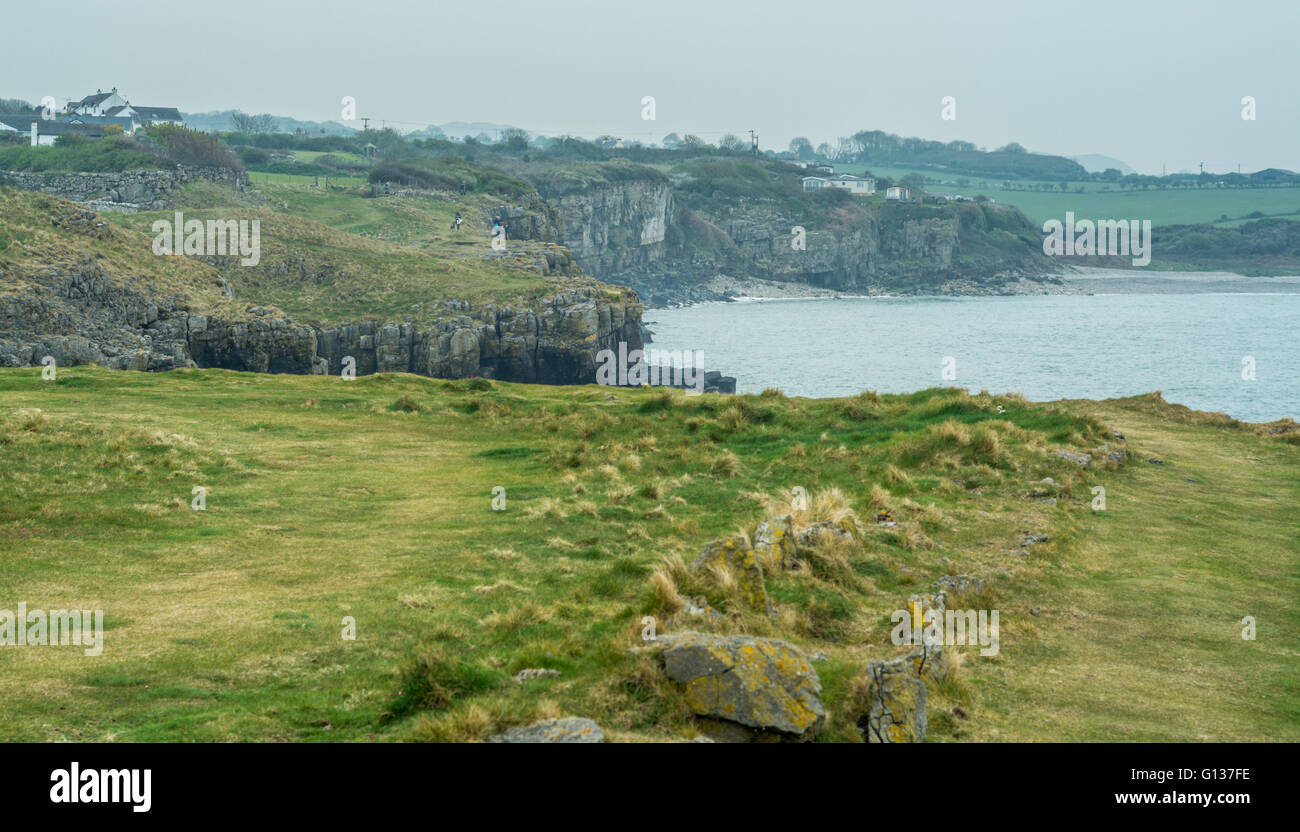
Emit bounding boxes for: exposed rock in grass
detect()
[794,520,854,550]
[753,514,794,568]
[861,656,927,743]
[689,536,773,613]
[485,717,604,743]
[656,632,825,738]
[1053,448,1092,466]
[512,668,561,683]
[935,574,986,595]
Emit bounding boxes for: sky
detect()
[3,0,1297,175]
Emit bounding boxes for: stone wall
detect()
[0,166,248,210]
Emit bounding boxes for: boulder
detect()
[862,656,927,743]
[485,717,604,743]
[689,536,773,613]
[657,632,825,738]
[753,514,794,568]
[794,520,854,551]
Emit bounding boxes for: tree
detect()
[662,132,681,149]
[901,173,926,196]
[680,134,707,150]
[789,136,814,159]
[719,133,743,151]
[997,142,1027,154]
[0,98,38,114]
[501,127,530,151]
[230,112,277,133]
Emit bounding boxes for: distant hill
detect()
[182,110,358,136]
[1071,154,1136,175]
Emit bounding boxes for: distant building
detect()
[64,114,136,134]
[803,174,876,195]
[66,88,182,131]
[886,186,910,201]
[110,105,182,126]
[68,88,128,117]
[811,163,834,174]
[0,116,105,146]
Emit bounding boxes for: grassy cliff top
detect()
[0,188,244,320]
[2,183,619,327]
[1,367,1294,741]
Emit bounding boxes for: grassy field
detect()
[97,182,576,326]
[1,367,1295,741]
[830,162,1300,227]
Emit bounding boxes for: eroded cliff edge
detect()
[0,193,642,382]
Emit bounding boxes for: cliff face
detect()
[0,208,643,383]
[546,182,677,277]
[528,172,1050,306]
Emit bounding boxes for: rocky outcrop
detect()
[689,536,773,614]
[0,247,644,384]
[753,514,794,569]
[861,656,928,743]
[485,717,604,743]
[531,169,1055,307]
[656,632,825,738]
[0,166,248,211]
[543,180,677,278]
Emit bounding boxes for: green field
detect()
[831,162,1300,228]
[1,368,1295,741]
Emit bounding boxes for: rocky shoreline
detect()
[633,270,1072,309]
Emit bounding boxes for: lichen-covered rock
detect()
[905,591,948,679]
[862,656,927,743]
[794,520,855,552]
[753,514,794,568]
[1053,448,1092,466]
[934,574,985,595]
[484,717,604,743]
[689,536,773,613]
[658,632,825,737]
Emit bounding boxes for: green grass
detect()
[95,182,584,326]
[1,368,1295,741]
[832,162,1300,227]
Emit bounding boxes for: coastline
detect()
[642,266,1300,309]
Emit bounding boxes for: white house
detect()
[886,186,910,201]
[803,174,876,195]
[109,105,183,127]
[68,88,128,116]
[67,89,182,130]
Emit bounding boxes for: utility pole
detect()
[1199,161,1204,175]
[361,117,370,130]
[748,129,758,156]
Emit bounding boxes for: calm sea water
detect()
[646,292,1299,422]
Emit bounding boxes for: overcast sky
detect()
[4,0,1296,174]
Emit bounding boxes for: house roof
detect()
[130,106,182,122]
[101,105,136,117]
[0,116,105,136]
[75,91,116,107]
[63,114,135,130]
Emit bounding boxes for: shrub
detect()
[142,124,244,171]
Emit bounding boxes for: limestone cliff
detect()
[0,194,643,383]
[514,160,1055,307]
